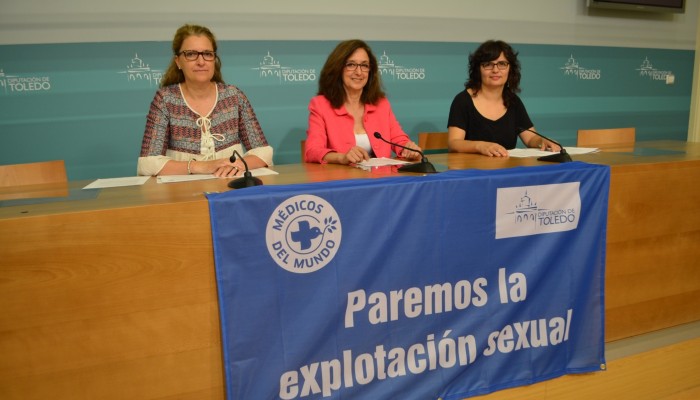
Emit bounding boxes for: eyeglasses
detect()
[178,50,217,61]
[345,62,371,72]
[481,61,510,70]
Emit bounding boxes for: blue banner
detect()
[207,162,610,399]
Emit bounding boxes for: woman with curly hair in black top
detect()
[447,40,560,157]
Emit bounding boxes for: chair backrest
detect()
[576,127,636,147]
[300,140,306,162]
[418,132,449,151]
[0,160,67,187]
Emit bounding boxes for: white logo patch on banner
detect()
[266,195,342,273]
[496,183,581,239]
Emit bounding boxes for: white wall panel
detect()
[0,0,696,49]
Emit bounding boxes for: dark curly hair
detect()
[465,40,521,108]
[317,39,385,109]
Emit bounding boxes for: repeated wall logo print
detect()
[117,54,163,86]
[0,69,10,93]
[378,51,426,81]
[0,68,52,94]
[560,55,601,80]
[252,51,317,84]
[637,57,673,82]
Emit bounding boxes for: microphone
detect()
[227,150,263,189]
[518,127,572,163]
[372,132,438,173]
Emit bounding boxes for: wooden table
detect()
[1,140,699,399]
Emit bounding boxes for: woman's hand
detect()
[538,139,561,152]
[520,128,561,152]
[214,157,246,177]
[190,158,246,177]
[475,142,509,157]
[399,141,423,161]
[341,146,371,164]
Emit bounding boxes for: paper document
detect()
[356,158,411,168]
[156,167,279,184]
[508,147,599,158]
[82,176,150,189]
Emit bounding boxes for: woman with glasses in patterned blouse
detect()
[138,24,273,177]
[447,40,560,157]
[304,39,422,164]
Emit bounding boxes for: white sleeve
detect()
[137,155,170,176]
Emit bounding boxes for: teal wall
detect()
[0,41,693,180]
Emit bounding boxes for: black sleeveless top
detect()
[447,90,533,149]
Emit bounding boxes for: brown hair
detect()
[465,40,522,108]
[160,24,224,87]
[317,39,385,109]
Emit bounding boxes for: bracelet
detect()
[187,159,195,175]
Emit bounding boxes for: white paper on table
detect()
[562,147,599,155]
[82,176,150,189]
[508,147,599,158]
[356,157,411,168]
[156,167,279,183]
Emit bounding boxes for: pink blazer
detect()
[305,95,411,163]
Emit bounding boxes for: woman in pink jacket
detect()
[305,39,422,164]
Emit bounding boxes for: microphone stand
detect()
[372,132,438,173]
[227,150,263,189]
[519,127,573,163]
